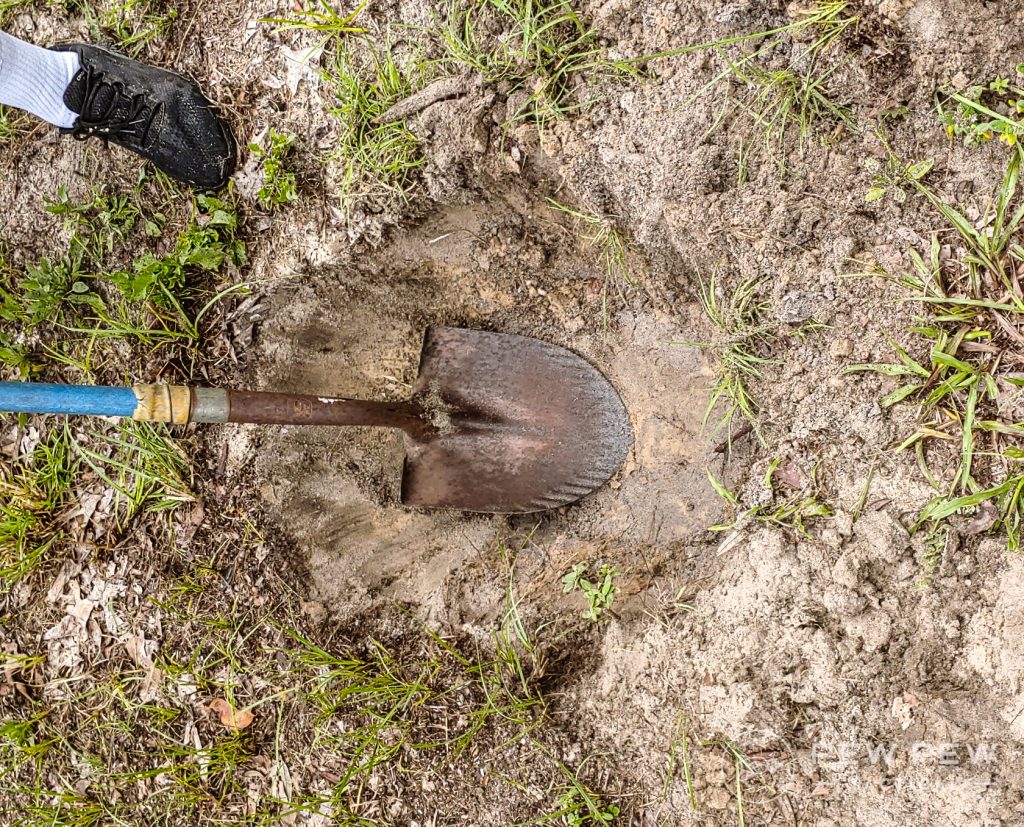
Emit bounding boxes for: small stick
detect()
[714,422,754,454]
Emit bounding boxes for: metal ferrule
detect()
[190,388,230,423]
[132,384,192,425]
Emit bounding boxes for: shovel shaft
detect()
[0,382,430,436]
[219,390,429,434]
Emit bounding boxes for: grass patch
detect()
[435,0,641,128]
[66,0,178,56]
[323,40,428,215]
[73,420,194,527]
[847,143,1024,549]
[1,186,247,377]
[680,271,777,446]
[650,0,859,174]
[0,424,76,585]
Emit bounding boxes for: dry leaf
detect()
[773,459,806,490]
[965,501,998,535]
[208,697,255,731]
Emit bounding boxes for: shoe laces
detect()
[70,64,160,145]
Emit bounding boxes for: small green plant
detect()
[251,129,300,210]
[865,152,934,204]
[938,70,1024,147]
[561,562,620,622]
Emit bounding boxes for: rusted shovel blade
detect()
[402,327,632,513]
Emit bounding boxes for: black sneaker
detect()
[52,44,236,191]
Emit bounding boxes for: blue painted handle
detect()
[0,381,139,418]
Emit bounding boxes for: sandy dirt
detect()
[207,0,1024,822]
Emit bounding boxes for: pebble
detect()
[830,338,854,358]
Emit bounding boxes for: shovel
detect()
[0,327,632,513]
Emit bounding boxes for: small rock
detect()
[830,338,853,358]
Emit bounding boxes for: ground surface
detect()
[3,0,1024,825]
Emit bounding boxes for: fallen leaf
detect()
[773,459,806,490]
[208,697,255,731]
[965,501,998,535]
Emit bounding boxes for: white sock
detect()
[0,31,81,129]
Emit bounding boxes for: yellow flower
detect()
[946,123,955,135]
[983,131,994,140]
[999,132,1018,145]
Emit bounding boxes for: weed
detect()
[865,152,934,204]
[45,184,145,268]
[938,70,1024,147]
[680,272,777,445]
[547,198,631,330]
[708,458,831,536]
[847,144,1024,548]
[552,786,619,826]
[324,41,427,214]
[110,194,244,307]
[262,0,368,48]
[0,330,32,377]
[251,129,300,210]
[435,0,641,127]
[2,188,244,359]
[531,743,619,826]
[561,562,620,622]
[0,245,101,326]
